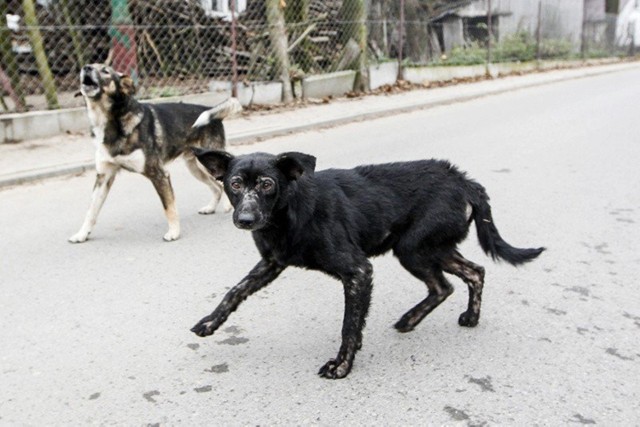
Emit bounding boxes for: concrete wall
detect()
[457,0,535,36]
[616,0,640,46]
[538,0,584,47]
[585,0,606,20]
[404,64,487,83]
[302,71,356,99]
[208,81,283,106]
[453,0,584,51]
[1,108,89,143]
[1,73,356,143]
[458,0,584,49]
[442,16,464,53]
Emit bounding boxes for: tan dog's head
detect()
[79,63,135,101]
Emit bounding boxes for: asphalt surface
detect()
[1,66,639,425]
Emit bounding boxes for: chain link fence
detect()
[1,0,638,114]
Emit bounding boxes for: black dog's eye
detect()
[230,178,243,192]
[259,178,274,192]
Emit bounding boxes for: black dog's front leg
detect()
[191,258,285,337]
[318,261,373,379]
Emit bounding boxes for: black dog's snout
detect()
[236,212,256,228]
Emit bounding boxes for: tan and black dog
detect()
[69,64,241,243]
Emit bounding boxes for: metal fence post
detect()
[536,0,542,62]
[109,0,138,83]
[487,0,492,65]
[0,0,26,111]
[22,0,59,109]
[230,0,238,98]
[580,1,587,58]
[397,0,404,80]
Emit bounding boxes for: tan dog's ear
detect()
[120,75,136,96]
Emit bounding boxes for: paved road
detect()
[1,67,639,425]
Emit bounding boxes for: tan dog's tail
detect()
[192,97,242,128]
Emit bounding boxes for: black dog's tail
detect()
[468,182,545,266]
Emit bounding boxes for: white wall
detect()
[616,0,640,46]
[457,0,584,50]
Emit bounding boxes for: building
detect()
[433,0,638,54]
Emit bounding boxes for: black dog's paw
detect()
[393,318,415,333]
[190,315,220,337]
[458,311,479,327]
[318,358,352,379]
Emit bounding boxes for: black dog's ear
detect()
[192,147,234,180]
[275,152,316,180]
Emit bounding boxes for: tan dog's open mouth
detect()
[80,66,101,97]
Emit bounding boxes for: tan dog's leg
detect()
[184,155,232,214]
[149,169,180,241]
[69,164,118,243]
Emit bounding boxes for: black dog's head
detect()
[194,149,316,231]
[78,63,135,102]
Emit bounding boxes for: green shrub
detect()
[539,38,573,59]
[426,42,486,66]
[493,31,536,62]
[414,31,588,67]
[147,86,183,98]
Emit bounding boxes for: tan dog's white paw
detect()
[68,231,90,243]
[163,230,180,242]
[198,205,216,215]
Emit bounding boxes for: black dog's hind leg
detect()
[442,251,485,327]
[318,260,373,379]
[191,258,285,337]
[393,250,454,332]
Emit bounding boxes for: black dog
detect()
[191,150,544,379]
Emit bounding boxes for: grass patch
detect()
[421,32,581,67]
